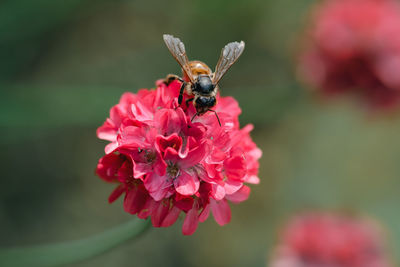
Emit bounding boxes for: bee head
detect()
[194,96,216,115]
[194,75,215,94]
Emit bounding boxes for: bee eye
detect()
[195,97,207,105]
[209,97,216,107]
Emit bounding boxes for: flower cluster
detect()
[269,213,393,267]
[298,0,400,109]
[96,79,261,235]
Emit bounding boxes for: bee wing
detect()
[163,34,195,83]
[212,41,245,84]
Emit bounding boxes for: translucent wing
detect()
[213,41,245,84]
[163,34,194,82]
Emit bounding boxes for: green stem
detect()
[0,219,151,267]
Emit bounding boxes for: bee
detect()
[163,34,245,126]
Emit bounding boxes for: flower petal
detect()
[144,173,171,201]
[151,201,169,227]
[137,198,153,219]
[224,154,247,181]
[105,142,119,154]
[161,206,181,227]
[199,204,210,223]
[211,199,231,226]
[180,142,207,169]
[163,147,180,162]
[118,126,147,148]
[211,184,226,201]
[224,180,243,195]
[97,119,117,141]
[174,194,194,212]
[131,100,154,122]
[174,171,200,196]
[123,185,148,215]
[155,109,183,135]
[182,207,199,235]
[245,175,260,184]
[132,162,152,179]
[206,148,227,164]
[108,184,125,203]
[155,133,182,155]
[226,185,251,203]
[153,155,167,176]
[96,153,125,182]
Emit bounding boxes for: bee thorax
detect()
[194,75,215,94]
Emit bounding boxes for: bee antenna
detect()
[209,110,221,127]
[191,113,198,122]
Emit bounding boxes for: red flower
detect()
[96,79,261,235]
[298,0,400,109]
[269,213,393,267]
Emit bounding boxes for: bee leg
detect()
[185,97,194,108]
[178,82,186,105]
[191,112,198,122]
[166,74,186,107]
[164,74,184,85]
[209,110,221,127]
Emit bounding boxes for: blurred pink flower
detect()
[269,213,393,267]
[96,79,261,235]
[298,0,400,109]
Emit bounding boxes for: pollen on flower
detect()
[95,79,261,235]
[166,162,180,178]
[145,151,157,163]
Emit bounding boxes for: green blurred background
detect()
[1,0,400,266]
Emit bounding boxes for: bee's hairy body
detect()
[162,34,245,125]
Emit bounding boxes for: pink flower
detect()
[95,79,261,235]
[269,213,393,267]
[298,0,400,110]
